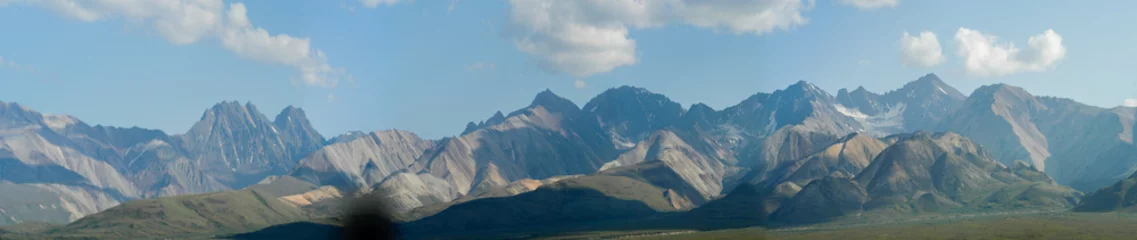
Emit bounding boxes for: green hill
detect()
[402,175,678,236]
[32,177,320,239]
[1074,171,1137,212]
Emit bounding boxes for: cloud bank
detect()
[955,28,1066,77]
[506,0,814,77]
[6,0,345,88]
[838,0,898,9]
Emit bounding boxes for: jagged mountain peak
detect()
[0,101,46,127]
[273,106,310,126]
[527,89,580,114]
[971,83,1031,99]
[200,101,262,122]
[583,85,676,110]
[688,103,716,114]
[911,73,945,86]
[583,85,685,143]
[487,111,506,123]
[273,106,313,126]
[783,80,827,96]
[963,83,1043,113]
[277,105,303,116]
[462,111,510,135]
[888,73,965,100]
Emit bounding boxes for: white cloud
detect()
[507,0,813,77]
[1124,99,1137,107]
[447,0,457,15]
[574,79,586,89]
[361,0,405,8]
[899,31,943,67]
[838,0,898,9]
[5,0,345,88]
[954,28,1066,77]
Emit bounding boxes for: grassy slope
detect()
[632,212,1137,240]
[47,188,309,239]
[397,175,682,238]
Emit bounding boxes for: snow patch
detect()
[834,103,906,135]
[42,114,78,130]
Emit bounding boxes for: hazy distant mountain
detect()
[939,84,1137,191]
[0,102,142,224]
[0,100,327,225]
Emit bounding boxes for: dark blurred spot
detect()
[342,198,400,240]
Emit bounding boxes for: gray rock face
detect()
[274,106,326,161]
[181,101,325,188]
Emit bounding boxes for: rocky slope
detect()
[289,130,434,192]
[762,132,889,187]
[939,84,1137,191]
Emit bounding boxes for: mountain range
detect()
[1,73,1136,239]
[0,101,325,224]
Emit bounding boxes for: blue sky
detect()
[1,0,1135,139]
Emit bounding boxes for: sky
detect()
[1,0,1135,139]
